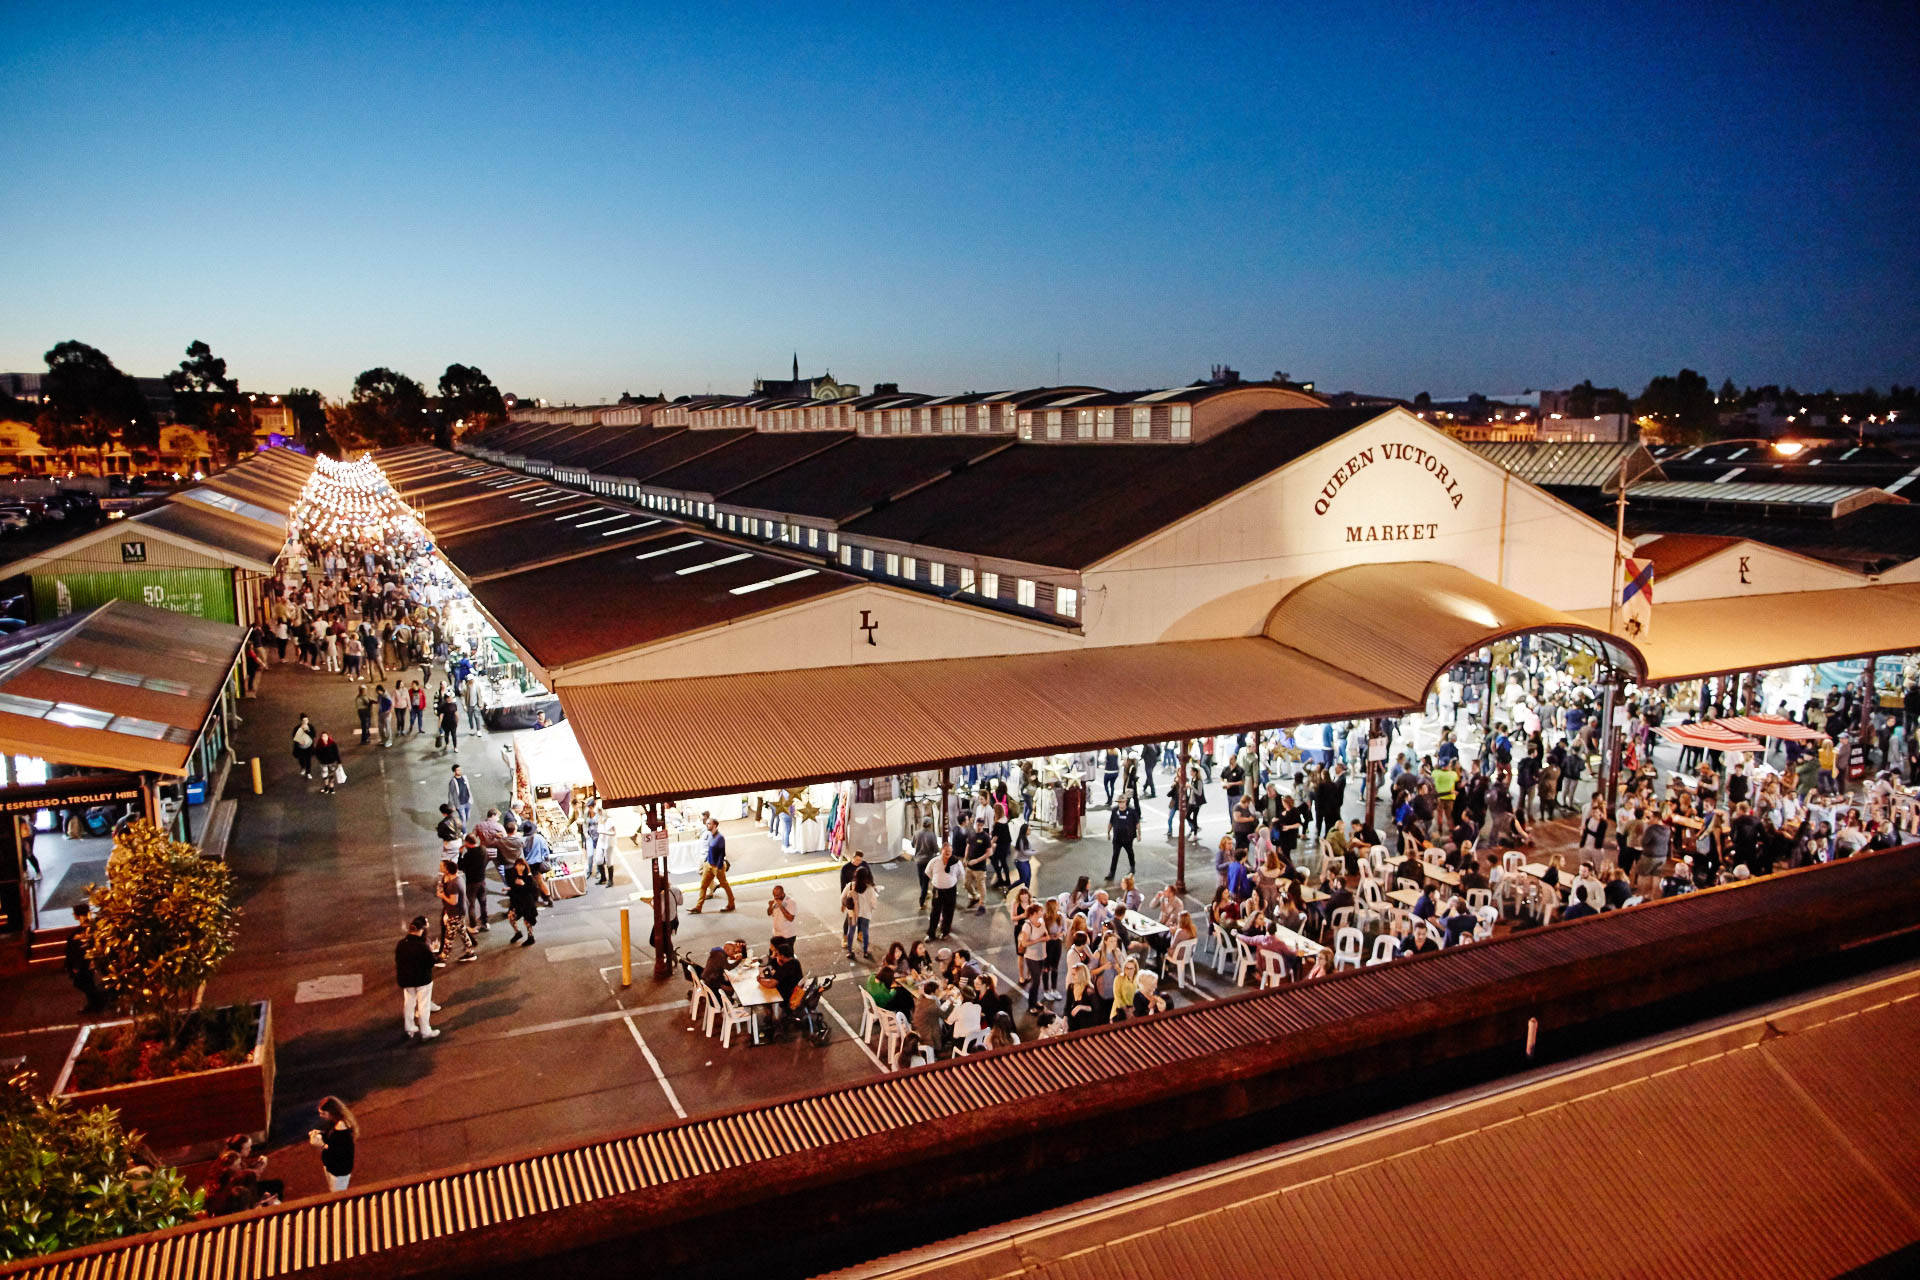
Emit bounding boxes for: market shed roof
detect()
[558,636,1404,805]
[842,968,1920,1280]
[0,599,244,775]
[597,428,752,483]
[560,427,689,474]
[133,502,286,570]
[436,503,673,582]
[720,433,1015,524]
[1569,580,1920,681]
[1467,439,1664,491]
[843,407,1380,570]
[469,536,854,674]
[637,430,854,498]
[417,487,597,538]
[1268,561,1644,700]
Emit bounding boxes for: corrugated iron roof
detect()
[1632,532,1743,576]
[1469,439,1665,490]
[1266,561,1645,703]
[0,599,245,775]
[824,969,1920,1280]
[1568,580,1920,681]
[558,635,1406,805]
[1629,479,1904,517]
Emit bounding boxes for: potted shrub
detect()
[50,820,274,1161]
[0,1069,204,1263]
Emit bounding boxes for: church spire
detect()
[792,352,799,383]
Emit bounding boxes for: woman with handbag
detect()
[291,715,316,778]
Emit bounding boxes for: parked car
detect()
[55,489,102,522]
[0,507,32,532]
[135,470,181,492]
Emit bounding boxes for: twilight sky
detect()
[4,1,1915,403]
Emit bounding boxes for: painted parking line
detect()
[623,1016,688,1118]
[820,998,889,1072]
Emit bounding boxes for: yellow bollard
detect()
[250,756,263,795]
[619,908,632,988]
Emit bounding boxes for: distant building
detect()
[753,354,860,401]
[1538,386,1632,442]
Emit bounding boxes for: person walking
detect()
[434,859,478,964]
[376,684,394,747]
[354,685,373,745]
[314,732,342,795]
[395,916,440,1040]
[1107,790,1140,881]
[689,816,735,912]
[65,901,106,1014]
[457,834,490,931]
[583,800,611,886]
[505,855,542,947]
[463,675,485,733]
[435,687,459,752]
[912,817,939,908]
[291,714,316,778]
[447,765,473,828]
[409,681,428,736]
[310,1097,358,1192]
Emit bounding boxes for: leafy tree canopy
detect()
[38,341,157,453]
[0,1071,203,1262]
[88,820,238,1028]
[345,367,430,447]
[436,363,505,446]
[167,341,253,465]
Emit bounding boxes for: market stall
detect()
[507,721,596,896]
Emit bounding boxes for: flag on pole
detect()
[1620,557,1654,639]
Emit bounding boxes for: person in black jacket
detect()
[395,917,440,1039]
[456,835,491,931]
[65,902,106,1014]
[312,1096,358,1192]
[1313,765,1347,841]
[1107,791,1140,881]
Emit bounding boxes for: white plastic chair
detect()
[1395,876,1422,895]
[857,988,884,1047]
[686,975,713,1032]
[951,1029,990,1059]
[1474,905,1498,941]
[1367,934,1398,965]
[1332,926,1364,971]
[1358,880,1385,911]
[1368,847,1389,880]
[1330,906,1359,933]
[1211,920,1236,975]
[1166,937,1198,989]
[1465,887,1493,912]
[711,986,754,1049]
[1501,850,1526,874]
[1421,847,1446,867]
[1233,937,1259,987]
[1258,949,1290,988]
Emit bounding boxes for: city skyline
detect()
[4,1,1915,402]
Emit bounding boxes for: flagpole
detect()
[1607,451,1627,636]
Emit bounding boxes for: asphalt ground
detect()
[0,651,1599,1204]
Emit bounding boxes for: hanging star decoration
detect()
[797,797,822,824]
[769,791,796,818]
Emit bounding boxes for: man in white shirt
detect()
[925,843,959,939]
[766,884,799,946]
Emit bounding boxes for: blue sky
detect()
[4,1,1914,402]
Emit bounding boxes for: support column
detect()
[1602,667,1626,809]
[1174,739,1190,895]
[1362,717,1384,831]
[647,801,670,982]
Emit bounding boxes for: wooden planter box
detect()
[52,1000,275,1162]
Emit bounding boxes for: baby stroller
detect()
[789,976,835,1048]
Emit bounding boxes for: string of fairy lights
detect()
[290,453,423,546]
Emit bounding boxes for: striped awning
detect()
[1657,722,1764,754]
[1714,714,1828,742]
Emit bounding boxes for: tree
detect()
[284,387,336,455]
[167,341,255,466]
[1717,377,1738,405]
[435,363,505,447]
[1412,391,1431,410]
[0,1073,203,1262]
[36,342,156,459]
[345,367,429,447]
[1634,368,1717,442]
[87,820,238,1031]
